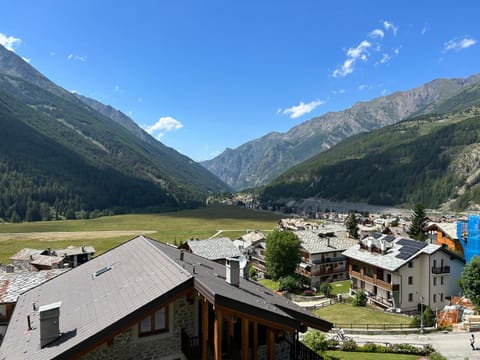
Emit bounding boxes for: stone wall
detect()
[81,296,195,360]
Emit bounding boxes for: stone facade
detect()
[81,296,195,360]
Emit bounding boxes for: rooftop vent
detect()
[226,258,240,287]
[39,301,61,348]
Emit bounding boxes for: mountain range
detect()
[0,44,228,222]
[202,74,480,191]
[259,81,480,211]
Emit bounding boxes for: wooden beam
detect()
[214,309,222,360]
[252,321,258,360]
[241,318,249,360]
[227,314,234,353]
[202,299,209,360]
[267,327,275,360]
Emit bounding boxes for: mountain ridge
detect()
[202,74,480,191]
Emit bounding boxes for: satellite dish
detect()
[239,255,247,269]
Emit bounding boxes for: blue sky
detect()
[1,1,479,161]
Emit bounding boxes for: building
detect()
[0,268,68,338]
[9,245,95,271]
[343,233,465,312]
[425,221,464,257]
[179,237,241,265]
[296,228,358,288]
[0,236,331,360]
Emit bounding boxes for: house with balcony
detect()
[425,221,464,258]
[343,233,465,312]
[295,228,358,288]
[0,236,331,360]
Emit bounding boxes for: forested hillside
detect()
[0,45,228,222]
[260,103,480,210]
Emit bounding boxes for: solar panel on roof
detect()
[384,235,395,242]
[372,233,382,239]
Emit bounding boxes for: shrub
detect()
[278,273,310,292]
[339,339,357,352]
[302,330,328,353]
[352,290,367,306]
[248,266,258,280]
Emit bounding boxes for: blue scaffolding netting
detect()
[458,214,480,263]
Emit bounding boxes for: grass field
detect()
[0,205,281,264]
[314,303,413,328]
[330,280,351,295]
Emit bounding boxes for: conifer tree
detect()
[408,203,428,241]
[346,212,359,239]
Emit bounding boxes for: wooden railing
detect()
[181,328,201,360]
[334,323,416,330]
[295,340,324,360]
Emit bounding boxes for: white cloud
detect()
[421,24,428,35]
[369,29,384,39]
[332,89,346,95]
[443,37,477,52]
[0,33,21,52]
[50,51,56,56]
[67,54,87,62]
[22,57,31,63]
[358,84,368,91]
[113,85,122,93]
[383,21,398,36]
[379,53,391,64]
[282,99,324,119]
[333,40,371,78]
[143,116,184,137]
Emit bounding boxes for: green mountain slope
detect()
[0,45,228,221]
[260,95,480,210]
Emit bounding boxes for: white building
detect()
[343,233,465,313]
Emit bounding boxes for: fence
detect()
[334,323,416,330]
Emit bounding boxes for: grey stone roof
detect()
[9,248,44,261]
[187,237,241,260]
[240,230,266,243]
[0,269,68,303]
[0,236,331,359]
[54,245,95,256]
[296,229,357,254]
[425,222,458,239]
[342,234,442,271]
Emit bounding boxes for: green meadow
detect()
[0,205,281,264]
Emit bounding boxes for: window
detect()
[441,276,444,285]
[433,294,436,302]
[408,261,413,268]
[433,277,437,286]
[139,306,169,336]
[408,276,413,285]
[433,259,437,268]
[440,293,443,302]
[408,293,413,302]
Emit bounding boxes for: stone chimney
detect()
[39,301,61,348]
[226,258,240,287]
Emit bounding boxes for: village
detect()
[0,210,479,359]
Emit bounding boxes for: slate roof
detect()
[187,237,241,260]
[425,222,458,239]
[297,229,357,255]
[9,248,44,261]
[0,269,68,303]
[0,236,331,360]
[240,230,266,243]
[342,233,443,271]
[55,245,95,256]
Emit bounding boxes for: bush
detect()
[302,330,328,353]
[278,273,310,292]
[319,282,332,296]
[339,339,357,352]
[352,290,367,306]
[248,266,258,280]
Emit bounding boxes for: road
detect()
[341,331,480,359]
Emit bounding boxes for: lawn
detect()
[329,280,351,295]
[314,303,413,329]
[0,205,281,263]
[323,351,422,359]
[258,279,279,291]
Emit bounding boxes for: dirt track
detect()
[0,231,157,242]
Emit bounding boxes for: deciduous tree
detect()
[265,230,301,281]
[459,256,480,309]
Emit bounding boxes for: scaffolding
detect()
[458,214,480,263]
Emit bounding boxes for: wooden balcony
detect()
[350,270,395,291]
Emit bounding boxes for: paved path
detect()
[343,331,480,360]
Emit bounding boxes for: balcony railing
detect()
[181,328,202,360]
[349,270,397,291]
[432,266,450,274]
